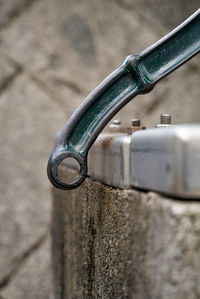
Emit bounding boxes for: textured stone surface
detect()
[0,74,66,283]
[52,169,200,299]
[0,53,19,91]
[0,0,35,28]
[1,0,199,128]
[1,236,53,299]
[1,0,157,83]
[0,0,158,116]
[114,0,200,33]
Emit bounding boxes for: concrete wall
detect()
[52,168,200,299]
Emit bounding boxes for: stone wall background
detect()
[0,0,199,298]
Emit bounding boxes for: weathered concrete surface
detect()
[0,0,36,28]
[1,0,199,127]
[1,235,53,299]
[52,168,200,299]
[0,53,19,91]
[0,73,66,288]
[114,0,200,33]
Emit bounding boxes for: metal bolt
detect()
[126,118,144,134]
[156,113,173,128]
[109,119,125,133]
[131,119,141,126]
[160,114,171,125]
[112,119,121,125]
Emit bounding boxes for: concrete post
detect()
[52,168,200,299]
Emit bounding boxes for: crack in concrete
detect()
[187,60,200,74]
[0,52,68,111]
[52,77,84,95]
[0,0,40,30]
[0,65,22,96]
[28,73,69,110]
[0,230,49,290]
[145,88,171,114]
[25,69,85,112]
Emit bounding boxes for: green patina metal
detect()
[66,11,200,156]
[138,14,200,83]
[68,71,139,154]
[48,9,200,190]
